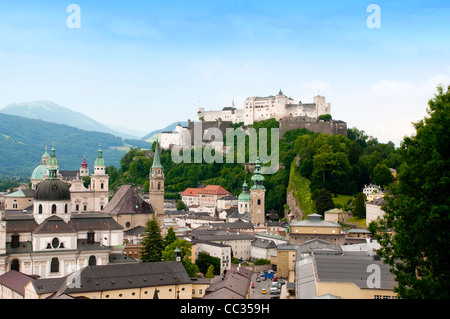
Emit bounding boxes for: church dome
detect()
[34,178,71,201]
[31,164,47,180]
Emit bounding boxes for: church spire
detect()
[152,140,163,171]
[251,157,265,190]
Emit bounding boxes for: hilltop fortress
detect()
[197,90,331,126]
[160,90,347,150]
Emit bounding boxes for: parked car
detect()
[261,289,267,294]
[256,277,261,282]
[270,287,280,294]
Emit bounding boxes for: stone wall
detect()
[279,117,348,139]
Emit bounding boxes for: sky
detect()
[0,0,449,146]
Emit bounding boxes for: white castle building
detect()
[197,90,331,126]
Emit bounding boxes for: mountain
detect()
[142,121,188,142]
[0,112,148,177]
[0,100,139,140]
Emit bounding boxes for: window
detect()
[52,238,60,249]
[257,199,261,205]
[52,204,57,214]
[101,183,104,189]
[89,255,97,266]
[158,182,161,190]
[65,204,68,214]
[75,204,79,211]
[39,204,43,214]
[83,205,87,211]
[11,259,20,272]
[50,257,59,273]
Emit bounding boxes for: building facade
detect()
[197,90,331,126]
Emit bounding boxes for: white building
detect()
[192,240,231,274]
[197,90,331,126]
[0,165,127,279]
[366,197,387,227]
[160,123,191,150]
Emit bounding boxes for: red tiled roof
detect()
[181,188,204,196]
[198,185,231,196]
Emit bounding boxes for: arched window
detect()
[76,204,79,211]
[157,182,161,190]
[101,183,104,189]
[88,255,97,266]
[11,259,20,272]
[257,199,261,205]
[52,204,57,214]
[50,257,59,273]
[65,204,68,214]
[39,204,43,214]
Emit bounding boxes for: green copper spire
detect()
[238,180,251,202]
[94,144,105,166]
[251,157,265,190]
[152,140,163,169]
[47,165,58,180]
[47,144,58,167]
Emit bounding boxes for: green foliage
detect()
[196,252,221,276]
[205,265,215,278]
[140,216,164,262]
[253,258,271,265]
[372,163,394,187]
[162,239,199,277]
[287,158,316,217]
[353,192,366,219]
[374,85,450,299]
[312,188,335,216]
[176,199,187,211]
[164,227,177,247]
[318,114,332,121]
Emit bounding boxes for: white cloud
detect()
[358,74,450,146]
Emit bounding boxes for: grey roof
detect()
[104,185,155,216]
[33,216,77,234]
[203,266,252,299]
[59,261,191,295]
[5,214,38,233]
[251,238,277,249]
[297,238,342,255]
[68,213,123,231]
[192,229,255,241]
[367,197,387,206]
[313,254,397,290]
[0,270,39,296]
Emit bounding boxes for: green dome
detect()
[238,180,251,202]
[94,147,105,166]
[31,164,47,180]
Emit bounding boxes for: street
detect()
[251,272,280,299]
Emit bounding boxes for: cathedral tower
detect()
[149,141,165,225]
[90,145,109,211]
[250,157,266,226]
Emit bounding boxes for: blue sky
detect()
[0,0,449,145]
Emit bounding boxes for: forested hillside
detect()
[109,119,402,218]
[0,112,152,179]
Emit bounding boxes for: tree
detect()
[318,114,332,121]
[140,216,164,262]
[312,188,334,216]
[195,252,221,276]
[205,265,215,278]
[372,163,394,187]
[176,199,187,211]
[374,85,450,299]
[164,227,177,248]
[162,239,199,277]
[353,192,366,219]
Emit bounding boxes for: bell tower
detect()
[250,157,266,226]
[90,145,109,211]
[149,140,165,225]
